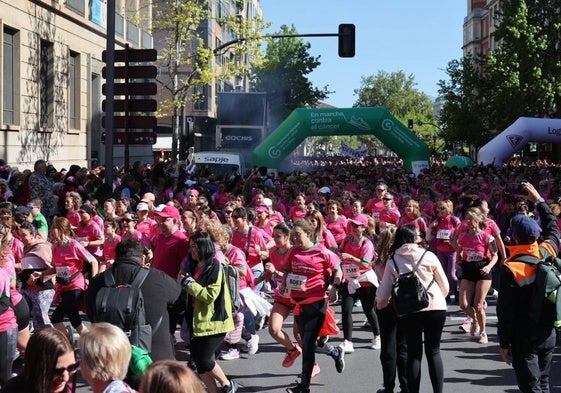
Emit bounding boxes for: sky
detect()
[260,0,466,108]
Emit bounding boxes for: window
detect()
[40,40,54,129]
[126,20,138,45]
[66,0,85,16]
[193,85,209,111]
[115,13,124,37]
[3,27,18,125]
[69,51,80,130]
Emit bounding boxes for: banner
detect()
[340,140,368,159]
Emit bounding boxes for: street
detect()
[72,298,561,392]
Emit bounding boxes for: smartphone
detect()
[505,183,523,194]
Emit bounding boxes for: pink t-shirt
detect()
[457,230,495,261]
[289,206,307,222]
[340,236,375,285]
[224,245,253,290]
[103,235,121,262]
[0,257,16,332]
[136,218,158,239]
[232,227,268,269]
[76,220,104,257]
[326,215,348,245]
[286,243,339,299]
[52,239,95,291]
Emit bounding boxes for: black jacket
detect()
[85,257,182,360]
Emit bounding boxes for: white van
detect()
[193,151,246,177]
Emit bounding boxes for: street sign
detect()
[102,65,157,79]
[102,82,157,96]
[101,131,157,145]
[102,99,157,112]
[102,116,157,129]
[102,48,157,63]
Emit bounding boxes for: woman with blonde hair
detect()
[139,359,205,393]
[397,199,428,240]
[64,191,82,228]
[79,322,136,393]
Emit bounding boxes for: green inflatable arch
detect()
[252,106,430,174]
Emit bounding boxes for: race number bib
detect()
[285,273,307,291]
[342,263,360,279]
[466,251,484,262]
[436,229,452,240]
[55,266,71,280]
[372,212,380,222]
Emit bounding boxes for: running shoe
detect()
[312,362,321,378]
[470,321,480,336]
[220,348,240,361]
[334,345,345,373]
[282,344,302,368]
[341,340,354,354]
[247,334,259,355]
[371,335,381,350]
[478,331,488,344]
[286,383,310,393]
[459,318,472,333]
[221,380,239,393]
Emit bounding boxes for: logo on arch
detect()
[506,134,523,148]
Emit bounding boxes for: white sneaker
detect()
[247,334,260,355]
[220,348,240,360]
[371,335,381,350]
[342,340,354,354]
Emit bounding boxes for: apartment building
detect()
[463,0,500,57]
[0,0,153,170]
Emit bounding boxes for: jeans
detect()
[401,310,446,393]
[511,328,556,393]
[377,304,408,392]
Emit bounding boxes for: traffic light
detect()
[408,119,414,129]
[338,24,355,57]
[101,46,158,137]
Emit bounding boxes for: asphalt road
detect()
[70,298,561,392]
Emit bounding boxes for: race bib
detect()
[285,273,307,291]
[466,251,484,262]
[436,229,451,240]
[372,212,380,222]
[55,266,71,279]
[342,263,360,279]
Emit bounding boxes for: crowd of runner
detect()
[0,154,559,392]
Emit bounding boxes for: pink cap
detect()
[154,205,180,220]
[348,214,369,227]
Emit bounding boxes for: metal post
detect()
[104,0,115,186]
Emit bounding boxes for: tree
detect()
[250,24,331,129]
[151,0,267,162]
[438,0,561,148]
[353,71,437,149]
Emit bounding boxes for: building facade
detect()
[0,0,153,170]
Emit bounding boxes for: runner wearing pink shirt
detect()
[102,217,121,271]
[75,204,104,259]
[378,193,401,232]
[288,193,308,223]
[0,243,17,386]
[325,200,348,246]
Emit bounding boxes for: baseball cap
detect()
[136,202,149,211]
[257,206,269,214]
[154,205,180,220]
[261,198,273,207]
[510,215,541,242]
[348,214,369,227]
[318,186,331,195]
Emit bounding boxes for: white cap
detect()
[261,198,273,207]
[318,186,331,194]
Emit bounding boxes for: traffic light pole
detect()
[104,0,116,186]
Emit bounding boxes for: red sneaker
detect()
[282,344,302,368]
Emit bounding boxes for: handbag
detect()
[391,250,434,316]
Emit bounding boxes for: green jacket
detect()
[187,259,234,337]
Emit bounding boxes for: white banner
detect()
[340,140,368,159]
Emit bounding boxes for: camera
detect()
[505,183,525,194]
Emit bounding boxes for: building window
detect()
[127,20,139,45]
[40,40,54,129]
[194,85,209,111]
[115,13,124,37]
[69,51,80,130]
[66,0,85,16]
[3,27,18,125]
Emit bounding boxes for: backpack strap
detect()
[412,250,428,273]
[131,268,150,288]
[102,269,116,287]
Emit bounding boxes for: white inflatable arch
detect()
[478,117,561,166]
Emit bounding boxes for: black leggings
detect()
[377,304,408,393]
[294,299,326,389]
[401,310,446,393]
[50,289,83,328]
[341,284,380,339]
[191,333,226,373]
[0,328,15,388]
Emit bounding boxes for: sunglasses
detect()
[231,215,242,219]
[54,360,80,377]
[376,188,386,192]
[224,210,233,214]
[382,198,393,201]
[121,218,133,223]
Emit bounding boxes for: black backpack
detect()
[93,268,153,352]
[391,250,434,316]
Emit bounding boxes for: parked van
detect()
[193,151,246,177]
